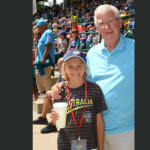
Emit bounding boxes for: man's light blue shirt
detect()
[86,34,134,134]
[35,29,55,65]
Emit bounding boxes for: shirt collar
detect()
[101,33,125,52]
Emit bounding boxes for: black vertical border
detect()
[0,0,32,150]
[135,0,150,149]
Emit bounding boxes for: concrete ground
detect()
[33,70,60,150]
[33,111,58,150]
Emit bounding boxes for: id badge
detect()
[71,139,87,150]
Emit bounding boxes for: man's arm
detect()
[50,81,65,99]
[40,43,52,64]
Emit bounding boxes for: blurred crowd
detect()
[32,0,135,100]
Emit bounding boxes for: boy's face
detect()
[65,57,85,82]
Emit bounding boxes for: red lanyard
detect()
[66,80,87,139]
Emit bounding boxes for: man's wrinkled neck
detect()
[104,35,120,52]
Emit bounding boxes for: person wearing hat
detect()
[34,18,55,95]
[67,20,81,41]
[51,50,107,150]
[67,29,80,52]
[62,22,70,33]
[54,30,69,64]
[80,23,89,49]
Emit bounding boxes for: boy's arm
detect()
[97,112,104,150]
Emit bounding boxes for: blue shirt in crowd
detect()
[86,34,134,134]
[35,29,55,65]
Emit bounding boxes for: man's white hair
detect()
[94,4,121,26]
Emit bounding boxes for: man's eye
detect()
[109,20,113,24]
[98,22,104,26]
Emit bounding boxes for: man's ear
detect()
[119,19,123,28]
[95,25,100,33]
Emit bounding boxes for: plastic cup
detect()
[53,102,68,131]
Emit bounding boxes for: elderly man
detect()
[34,18,55,95]
[86,4,134,150]
[39,4,134,150]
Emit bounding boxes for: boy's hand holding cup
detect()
[53,102,68,131]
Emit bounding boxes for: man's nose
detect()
[103,22,110,29]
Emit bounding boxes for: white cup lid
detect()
[53,102,68,108]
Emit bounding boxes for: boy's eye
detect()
[67,65,84,70]
[68,66,73,70]
[78,65,84,69]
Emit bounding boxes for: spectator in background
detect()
[70,20,80,33]
[55,57,64,82]
[86,24,96,44]
[70,12,79,24]
[35,31,42,47]
[41,9,48,19]
[32,28,41,101]
[32,27,40,47]
[93,33,101,46]
[67,29,80,52]
[58,17,67,27]
[33,57,64,134]
[79,23,89,49]
[32,47,38,101]
[76,8,82,18]
[62,22,70,33]
[52,17,60,30]
[66,20,81,41]
[54,30,69,64]
[85,12,94,23]
[34,18,55,95]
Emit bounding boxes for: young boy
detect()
[51,50,107,150]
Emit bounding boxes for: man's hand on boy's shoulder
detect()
[51,82,65,99]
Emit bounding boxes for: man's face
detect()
[95,10,122,43]
[37,25,45,34]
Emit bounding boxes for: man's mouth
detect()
[105,31,113,35]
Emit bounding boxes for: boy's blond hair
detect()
[61,60,88,81]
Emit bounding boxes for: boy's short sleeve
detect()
[93,85,108,114]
